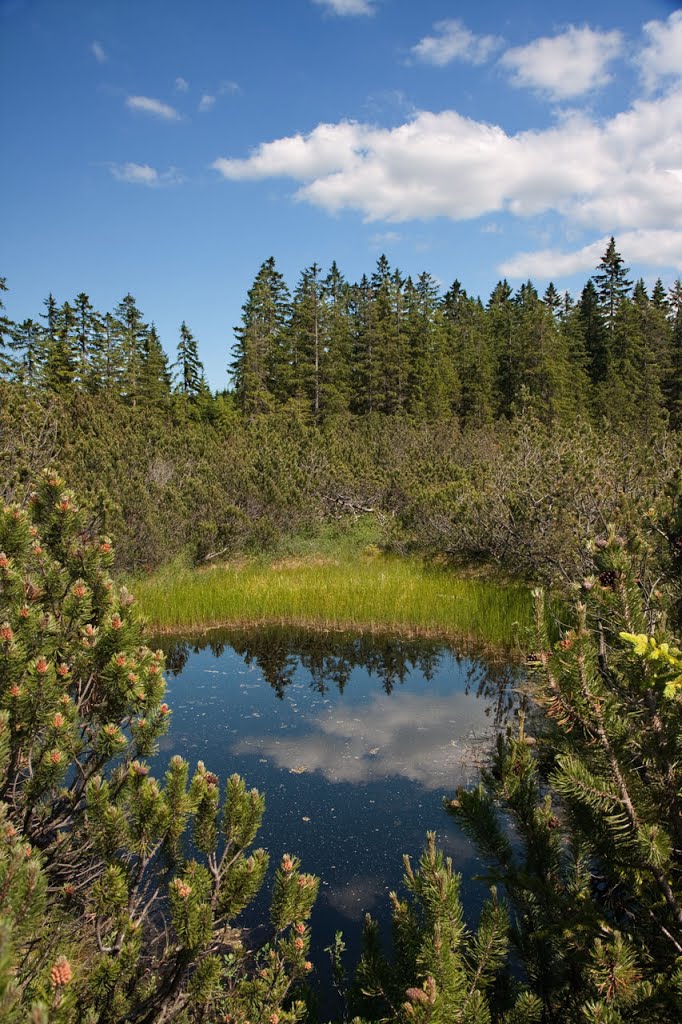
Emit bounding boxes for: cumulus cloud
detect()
[175,76,189,92]
[212,87,682,232]
[312,0,375,15]
[212,121,369,183]
[212,85,682,276]
[125,95,181,121]
[637,11,682,92]
[110,162,183,186]
[91,41,107,63]
[499,229,682,278]
[500,25,623,100]
[411,19,502,67]
[199,94,216,113]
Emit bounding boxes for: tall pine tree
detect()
[231,258,291,415]
[666,279,682,427]
[0,277,14,377]
[594,236,632,339]
[319,261,353,416]
[173,321,206,399]
[114,293,149,406]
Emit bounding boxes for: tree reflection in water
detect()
[156,626,521,725]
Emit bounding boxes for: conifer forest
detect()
[1,238,681,1024]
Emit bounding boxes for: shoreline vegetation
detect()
[4,471,680,1023]
[132,547,533,653]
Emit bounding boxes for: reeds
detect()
[132,551,532,651]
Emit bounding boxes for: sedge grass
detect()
[132,551,532,653]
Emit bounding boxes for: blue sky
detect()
[1,0,681,388]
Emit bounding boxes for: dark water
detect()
[153,627,522,1014]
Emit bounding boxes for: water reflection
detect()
[160,626,519,723]
[154,626,523,1013]
[234,691,499,789]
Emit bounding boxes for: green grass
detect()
[132,545,532,653]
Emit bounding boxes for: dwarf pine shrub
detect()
[0,470,318,1024]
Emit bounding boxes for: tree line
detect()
[2,238,682,430]
[0,285,209,407]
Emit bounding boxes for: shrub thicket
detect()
[0,471,318,1024]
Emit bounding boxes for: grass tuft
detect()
[132,548,532,653]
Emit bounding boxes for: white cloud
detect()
[637,11,682,92]
[91,41,107,63]
[369,231,402,246]
[175,76,189,92]
[411,19,502,67]
[499,230,682,278]
[500,25,623,100]
[212,121,369,182]
[212,87,682,230]
[111,163,158,185]
[212,85,682,276]
[110,162,183,186]
[312,0,375,15]
[198,82,240,113]
[125,95,181,121]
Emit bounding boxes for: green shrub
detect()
[0,471,318,1023]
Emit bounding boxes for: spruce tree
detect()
[665,279,682,428]
[88,311,124,394]
[289,263,324,416]
[596,286,666,433]
[139,323,172,406]
[513,281,574,423]
[114,294,149,406]
[542,281,562,319]
[0,278,13,378]
[579,278,609,394]
[487,279,515,417]
[8,319,43,385]
[43,301,77,394]
[360,256,405,414]
[385,266,410,414]
[633,279,668,432]
[231,258,291,415]
[594,237,632,340]
[556,297,591,420]
[173,321,205,399]
[443,282,494,426]
[319,261,353,416]
[40,293,58,349]
[73,292,101,387]
[349,273,375,415]
[652,278,669,313]
[404,275,427,416]
[405,271,456,419]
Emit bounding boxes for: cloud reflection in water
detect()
[233,691,499,790]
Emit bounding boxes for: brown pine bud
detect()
[406,988,429,1005]
[50,957,72,987]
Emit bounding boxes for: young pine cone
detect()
[50,956,73,987]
